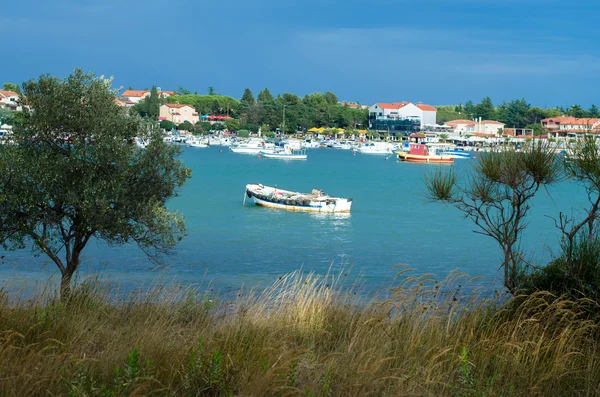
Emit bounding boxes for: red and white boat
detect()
[396,143,455,164]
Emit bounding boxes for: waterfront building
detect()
[541,116,600,138]
[159,104,199,124]
[368,101,436,135]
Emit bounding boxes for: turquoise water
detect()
[0,146,588,294]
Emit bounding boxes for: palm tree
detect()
[438,133,448,143]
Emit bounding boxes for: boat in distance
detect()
[244,184,352,212]
[396,143,455,164]
[259,147,308,160]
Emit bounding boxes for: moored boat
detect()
[396,143,454,164]
[260,147,307,160]
[244,184,352,212]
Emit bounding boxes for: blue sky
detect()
[2,0,599,107]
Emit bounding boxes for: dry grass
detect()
[0,269,599,396]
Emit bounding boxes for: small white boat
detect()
[245,184,352,212]
[187,136,209,148]
[230,139,275,154]
[260,147,307,160]
[354,142,394,154]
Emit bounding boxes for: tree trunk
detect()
[60,270,74,302]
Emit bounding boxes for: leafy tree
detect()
[3,82,19,93]
[177,86,191,95]
[566,104,586,118]
[178,121,194,131]
[0,108,14,125]
[160,120,175,130]
[425,142,562,293]
[208,86,216,95]
[0,69,191,301]
[237,129,250,137]
[324,91,338,105]
[212,122,225,131]
[525,123,546,136]
[497,99,531,128]
[589,104,599,118]
[257,88,274,103]
[240,88,255,106]
[464,100,476,119]
[225,118,240,131]
[146,86,161,120]
[474,97,495,120]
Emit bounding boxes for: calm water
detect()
[0,146,588,294]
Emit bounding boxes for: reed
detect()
[0,270,599,396]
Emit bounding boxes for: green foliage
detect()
[2,82,19,92]
[0,69,191,300]
[436,105,467,124]
[425,142,563,292]
[159,120,175,130]
[178,121,194,131]
[526,123,546,136]
[225,118,240,131]
[165,94,238,117]
[0,108,15,125]
[212,122,225,131]
[474,96,495,120]
[237,129,250,138]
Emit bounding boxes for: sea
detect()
[0,146,589,297]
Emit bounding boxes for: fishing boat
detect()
[259,147,307,160]
[396,143,454,164]
[230,139,275,154]
[244,184,352,212]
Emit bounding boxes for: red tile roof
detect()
[376,103,400,110]
[164,103,194,109]
[445,119,476,127]
[481,120,504,124]
[541,116,600,125]
[122,90,150,97]
[0,90,18,98]
[416,103,436,111]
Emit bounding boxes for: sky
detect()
[2,0,599,108]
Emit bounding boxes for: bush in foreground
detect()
[0,271,599,396]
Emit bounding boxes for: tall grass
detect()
[0,270,599,396]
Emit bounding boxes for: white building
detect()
[0,90,21,111]
[368,101,437,128]
[121,89,176,104]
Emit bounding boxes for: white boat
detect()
[439,148,471,159]
[187,136,209,148]
[354,142,394,154]
[244,184,352,213]
[301,139,321,148]
[260,147,307,160]
[230,139,275,154]
[331,140,355,150]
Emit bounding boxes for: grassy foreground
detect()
[0,270,599,396]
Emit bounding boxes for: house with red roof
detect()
[159,103,199,124]
[121,89,176,104]
[0,90,20,110]
[541,116,600,138]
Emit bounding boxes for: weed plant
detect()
[0,269,599,396]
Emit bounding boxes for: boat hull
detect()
[260,152,307,160]
[245,184,352,213]
[397,152,454,164]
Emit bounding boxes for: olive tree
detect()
[425,142,562,293]
[0,69,191,300]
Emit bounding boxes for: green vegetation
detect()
[426,138,600,318]
[1,271,599,396]
[438,97,596,127]
[0,69,191,301]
